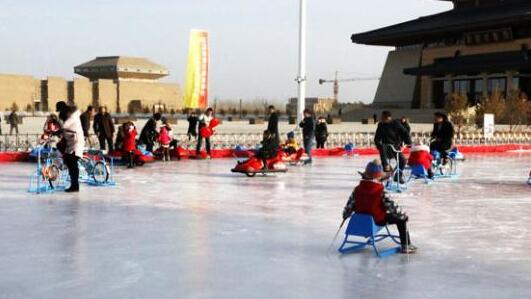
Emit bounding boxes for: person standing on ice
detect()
[315,116,329,149]
[93,106,115,152]
[121,121,137,168]
[196,108,214,159]
[299,109,315,165]
[342,160,417,254]
[267,105,280,144]
[430,112,455,163]
[187,110,199,141]
[56,101,84,193]
[374,111,411,184]
[158,119,172,162]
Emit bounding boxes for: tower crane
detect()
[318,71,380,102]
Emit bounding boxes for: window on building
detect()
[432,80,448,109]
[473,79,484,105]
[512,77,519,90]
[487,77,507,95]
[453,80,471,95]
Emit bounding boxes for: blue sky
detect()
[0,0,451,103]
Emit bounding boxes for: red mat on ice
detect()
[0,152,30,162]
[1,144,530,162]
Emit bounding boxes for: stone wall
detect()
[96,79,118,112]
[0,73,183,113]
[118,80,182,113]
[374,48,423,109]
[0,74,39,112]
[72,77,93,110]
[46,76,68,112]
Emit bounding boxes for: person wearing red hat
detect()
[342,160,417,254]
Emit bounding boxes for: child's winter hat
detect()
[411,144,430,153]
[287,131,295,139]
[360,159,384,179]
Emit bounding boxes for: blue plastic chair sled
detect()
[338,214,401,257]
[407,164,432,184]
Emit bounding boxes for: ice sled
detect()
[407,164,432,185]
[338,214,401,258]
[231,153,288,177]
[448,147,465,161]
[280,148,309,166]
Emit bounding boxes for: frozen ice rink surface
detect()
[1,153,530,299]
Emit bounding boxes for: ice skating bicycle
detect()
[28,143,68,193]
[431,150,458,178]
[383,144,408,193]
[78,149,115,185]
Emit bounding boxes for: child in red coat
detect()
[408,144,434,178]
[342,160,417,254]
[158,122,172,161]
[122,121,137,168]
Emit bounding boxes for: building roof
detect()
[403,50,531,76]
[351,1,531,46]
[74,56,169,80]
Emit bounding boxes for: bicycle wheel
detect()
[92,161,109,184]
[42,165,60,188]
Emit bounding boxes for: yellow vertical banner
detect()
[184,29,209,109]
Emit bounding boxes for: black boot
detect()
[65,185,79,193]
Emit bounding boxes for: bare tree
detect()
[475,89,506,126]
[505,89,529,131]
[446,92,469,134]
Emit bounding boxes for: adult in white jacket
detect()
[57,101,85,192]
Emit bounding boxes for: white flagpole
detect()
[296,0,307,124]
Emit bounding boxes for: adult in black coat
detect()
[315,116,329,149]
[299,109,315,164]
[80,105,95,139]
[140,112,162,152]
[374,111,412,182]
[267,105,280,144]
[400,116,411,135]
[187,110,199,141]
[430,112,455,160]
[93,106,115,151]
[256,130,279,169]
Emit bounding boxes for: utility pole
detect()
[295,0,307,124]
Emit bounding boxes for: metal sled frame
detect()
[28,146,68,194]
[407,164,433,185]
[338,214,402,258]
[431,153,459,179]
[78,154,116,187]
[384,144,407,193]
[231,168,288,177]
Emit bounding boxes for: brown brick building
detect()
[352,0,531,109]
[0,56,182,113]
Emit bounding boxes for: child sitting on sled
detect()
[256,130,279,169]
[408,144,434,179]
[342,160,417,254]
[282,131,300,155]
